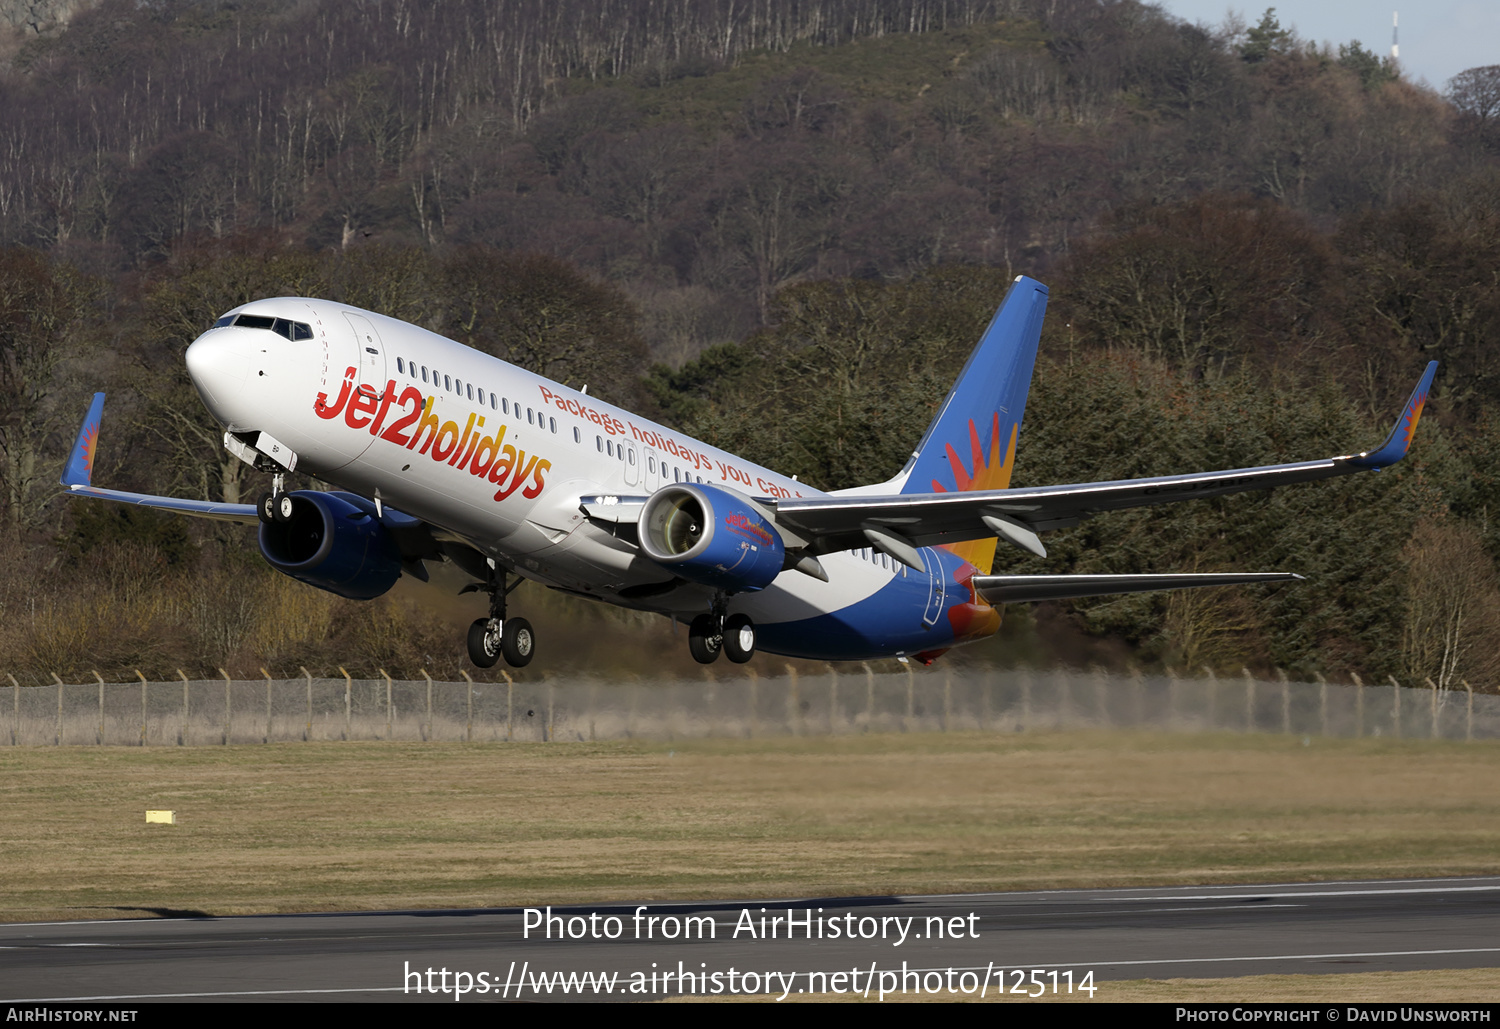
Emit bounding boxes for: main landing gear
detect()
[687,596,756,665]
[466,572,534,669]
[256,472,294,524]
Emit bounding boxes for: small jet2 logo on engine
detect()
[724,512,774,547]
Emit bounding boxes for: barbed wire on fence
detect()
[5,666,1497,747]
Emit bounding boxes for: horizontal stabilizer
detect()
[971,572,1303,605]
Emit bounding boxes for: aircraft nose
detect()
[185,331,249,418]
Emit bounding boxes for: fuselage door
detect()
[344,312,388,397]
[624,445,640,488]
[921,547,946,627]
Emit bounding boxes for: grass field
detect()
[3,730,1499,923]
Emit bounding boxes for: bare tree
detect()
[1402,519,1500,692]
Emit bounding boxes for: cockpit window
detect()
[228,313,313,340]
[213,315,236,328]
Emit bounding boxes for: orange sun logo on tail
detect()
[78,423,98,478]
[933,412,1018,574]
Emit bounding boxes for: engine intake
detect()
[258,491,402,600]
[638,483,784,593]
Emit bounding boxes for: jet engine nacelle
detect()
[638,482,785,593]
[258,490,402,600]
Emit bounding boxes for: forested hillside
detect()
[1,0,1497,686]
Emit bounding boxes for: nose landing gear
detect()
[256,473,294,524]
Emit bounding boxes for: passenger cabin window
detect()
[396,358,404,374]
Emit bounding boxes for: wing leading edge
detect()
[770,362,1438,561]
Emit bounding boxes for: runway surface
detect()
[4,877,1500,1002]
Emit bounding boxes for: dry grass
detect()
[2,730,1499,923]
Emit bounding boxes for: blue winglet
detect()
[1348,362,1438,470]
[62,393,106,487]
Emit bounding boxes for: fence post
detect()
[547,678,554,743]
[748,666,759,739]
[862,662,874,732]
[1278,668,1290,735]
[1164,666,1176,730]
[787,664,803,736]
[943,669,952,732]
[1315,672,1327,738]
[1464,680,1473,742]
[381,668,393,740]
[902,663,913,733]
[95,670,105,745]
[1019,666,1032,731]
[828,664,839,735]
[52,672,63,746]
[1352,671,1364,738]
[261,668,273,744]
[1202,666,1217,730]
[1388,675,1402,739]
[136,670,149,747]
[1426,677,1439,740]
[503,670,514,741]
[9,673,17,747]
[1242,667,1255,733]
[426,669,433,742]
[981,667,993,732]
[178,669,190,746]
[338,666,352,740]
[300,667,312,741]
[453,670,468,742]
[219,668,231,745]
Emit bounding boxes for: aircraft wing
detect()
[60,394,262,524]
[58,394,471,567]
[769,362,1438,560]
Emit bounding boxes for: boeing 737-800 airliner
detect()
[61,276,1436,669]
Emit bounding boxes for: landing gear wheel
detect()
[722,614,756,664]
[502,617,534,668]
[258,492,276,524]
[467,617,500,668]
[688,614,722,664]
[274,492,295,522]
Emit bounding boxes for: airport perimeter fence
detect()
[4,665,1499,747]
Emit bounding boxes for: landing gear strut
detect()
[256,472,293,524]
[687,595,755,665]
[466,571,534,669]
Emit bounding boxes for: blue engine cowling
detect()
[258,491,402,600]
[638,483,784,592]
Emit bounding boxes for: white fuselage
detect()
[185,299,972,660]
